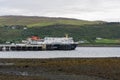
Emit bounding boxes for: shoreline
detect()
[78,44,120,47]
[0,58,119,80]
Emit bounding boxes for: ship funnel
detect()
[65,34,68,38]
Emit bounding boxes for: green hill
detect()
[0,16,104,27]
[0,16,120,44]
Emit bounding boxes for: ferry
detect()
[0,35,78,51]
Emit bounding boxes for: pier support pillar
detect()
[42,44,46,50]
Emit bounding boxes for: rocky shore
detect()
[0,58,119,80]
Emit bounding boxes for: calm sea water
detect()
[0,47,120,58]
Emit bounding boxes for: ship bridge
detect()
[44,37,74,44]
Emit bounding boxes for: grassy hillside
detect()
[0,16,103,27]
[0,16,120,44]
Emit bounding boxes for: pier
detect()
[0,45,43,51]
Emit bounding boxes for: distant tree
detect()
[0,38,5,44]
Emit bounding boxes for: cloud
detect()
[0,0,120,21]
[0,8,23,15]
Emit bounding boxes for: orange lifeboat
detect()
[31,36,40,41]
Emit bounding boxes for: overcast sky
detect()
[0,0,120,22]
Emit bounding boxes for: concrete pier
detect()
[0,45,43,51]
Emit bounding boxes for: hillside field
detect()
[0,16,120,44]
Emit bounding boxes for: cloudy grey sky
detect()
[0,0,120,21]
